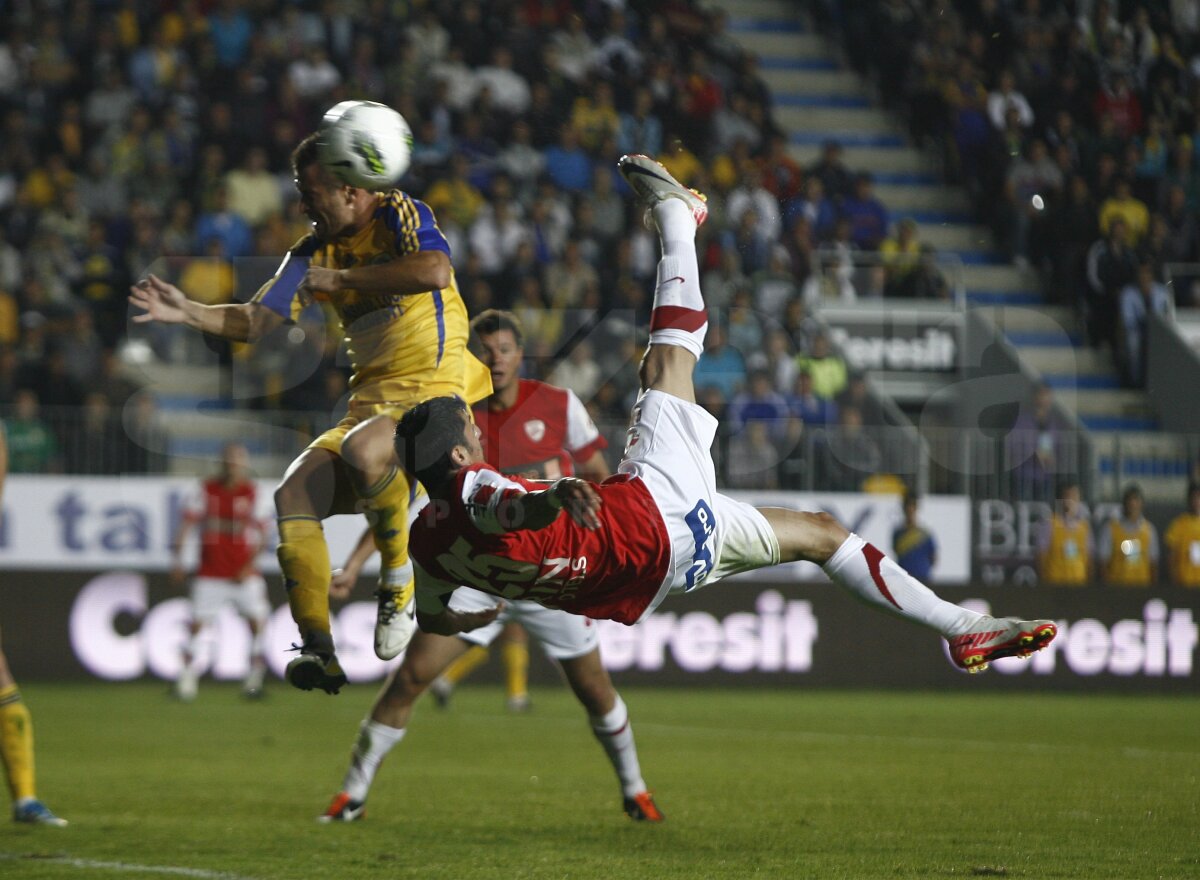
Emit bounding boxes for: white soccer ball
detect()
[317,100,413,191]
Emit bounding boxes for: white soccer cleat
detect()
[617,154,708,227]
[947,617,1058,674]
[373,581,417,660]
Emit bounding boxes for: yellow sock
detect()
[502,641,530,700]
[357,467,412,574]
[441,646,490,686]
[277,516,332,641]
[0,686,35,801]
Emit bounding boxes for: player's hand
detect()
[552,478,602,530]
[329,566,359,600]
[129,274,192,325]
[298,266,344,302]
[419,604,503,636]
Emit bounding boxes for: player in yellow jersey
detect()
[1036,479,1094,587]
[1163,482,1200,587]
[130,133,490,694]
[0,425,67,825]
[1099,484,1159,587]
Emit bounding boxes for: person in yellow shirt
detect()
[1099,484,1159,587]
[1036,479,1094,586]
[1164,482,1200,587]
[1098,177,1150,244]
[130,131,491,695]
[0,426,67,826]
[879,218,923,297]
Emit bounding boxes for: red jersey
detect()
[183,479,263,579]
[473,379,606,479]
[410,464,670,625]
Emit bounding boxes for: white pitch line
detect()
[0,852,264,880]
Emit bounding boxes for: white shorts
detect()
[618,390,779,617]
[448,588,599,661]
[190,575,271,626]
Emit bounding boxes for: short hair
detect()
[394,396,470,489]
[290,132,322,177]
[470,309,525,348]
[1122,483,1144,504]
[903,489,919,508]
[1056,477,1080,497]
[1187,481,1200,502]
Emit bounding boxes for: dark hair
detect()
[1187,482,1200,501]
[394,396,470,489]
[1122,483,1144,504]
[470,309,525,348]
[1056,477,1080,497]
[290,132,322,177]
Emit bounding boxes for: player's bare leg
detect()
[276,448,359,694]
[340,414,420,661]
[319,632,469,822]
[175,619,204,702]
[242,617,268,699]
[559,649,663,822]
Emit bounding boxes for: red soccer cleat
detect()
[947,617,1058,674]
[623,791,665,823]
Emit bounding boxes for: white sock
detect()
[648,199,706,359]
[822,534,983,637]
[589,695,647,799]
[342,720,407,801]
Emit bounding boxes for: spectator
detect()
[693,323,746,400]
[1006,382,1068,503]
[727,164,782,244]
[1084,217,1138,350]
[1005,139,1064,266]
[424,154,486,231]
[818,406,882,492]
[1046,175,1099,303]
[725,420,779,490]
[1036,479,1093,587]
[1098,484,1159,587]
[1099,177,1150,245]
[1164,482,1200,588]
[224,148,283,228]
[287,46,341,100]
[5,389,57,473]
[194,186,253,259]
[570,81,621,154]
[751,246,799,316]
[880,218,923,297]
[728,369,790,440]
[495,120,545,202]
[1093,74,1142,140]
[1118,260,1171,387]
[807,140,853,202]
[892,492,938,581]
[839,173,889,250]
[468,197,528,283]
[543,127,593,194]
[987,69,1035,131]
[788,369,838,430]
[784,176,836,241]
[795,332,847,401]
[760,132,805,204]
[618,87,664,161]
[725,288,763,357]
[547,339,601,401]
[543,239,598,310]
[474,46,531,117]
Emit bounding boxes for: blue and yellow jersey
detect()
[252,190,490,409]
[892,524,936,581]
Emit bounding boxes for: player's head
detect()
[291,133,371,240]
[1189,481,1200,514]
[395,396,483,490]
[220,442,250,482]
[1057,478,1081,514]
[902,490,918,522]
[1122,483,1144,519]
[470,309,524,394]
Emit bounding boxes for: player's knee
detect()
[273,479,301,516]
[384,664,428,705]
[810,511,849,553]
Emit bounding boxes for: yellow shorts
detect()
[306,401,408,455]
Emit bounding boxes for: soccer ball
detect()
[317,100,413,191]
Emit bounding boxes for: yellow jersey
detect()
[1164,513,1200,587]
[1101,517,1157,587]
[1039,514,1092,587]
[252,190,490,409]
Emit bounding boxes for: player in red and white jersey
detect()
[171,442,272,701]
[396,155,1058,687]
[430,309,610,711]
[318,312,663,825]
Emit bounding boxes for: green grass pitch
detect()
[0,682,1197,879]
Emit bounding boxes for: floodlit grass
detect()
[1,683,1197,879]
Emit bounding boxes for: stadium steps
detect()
[1090,431,1193,502]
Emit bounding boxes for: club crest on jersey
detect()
[524,419,546,443]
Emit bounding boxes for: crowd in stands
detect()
[833,0,1200,387]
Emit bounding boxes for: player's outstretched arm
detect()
[500,478,601,532]
[129,275,284,343]
[302,251,451,297]
[329,527,377,599]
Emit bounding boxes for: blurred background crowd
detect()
[2,0,1199,492]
